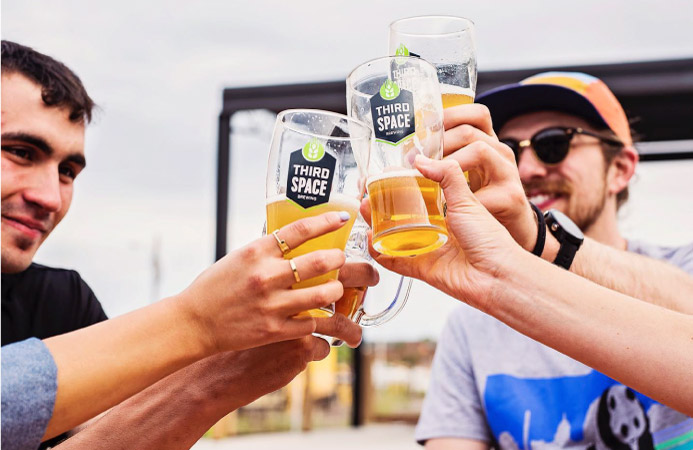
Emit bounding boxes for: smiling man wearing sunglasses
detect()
[415,72,693,450]
[487,72,637,241]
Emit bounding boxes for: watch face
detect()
[550,209,584,240]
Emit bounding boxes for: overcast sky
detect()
[3,0,693,341]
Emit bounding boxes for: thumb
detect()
[308,336,331,361]
[415,155,474,211]
[314,313,362,348]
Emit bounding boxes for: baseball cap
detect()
[477,72,632,145]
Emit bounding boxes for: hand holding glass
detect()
[347,56,447,257]
[265,109,370,317]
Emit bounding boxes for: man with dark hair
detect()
[415,72,693,450]
[1,41,367,449]
[1,40,106,353]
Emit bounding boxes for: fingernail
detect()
[338,211,351,222]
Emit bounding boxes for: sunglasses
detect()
[500,127,623,165]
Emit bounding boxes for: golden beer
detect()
[441,85,475,109]
[335,286,367,319]
[440,85,477,185]
[368,170,447,257]
[266,193,360,317]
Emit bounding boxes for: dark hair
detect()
[1,40,94,124]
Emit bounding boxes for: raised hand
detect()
[362,156,522,310]
[443,104,538,251]
[176,211,351,353]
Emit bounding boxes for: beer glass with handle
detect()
[389,15,477,108]
[347,56,447,257]
[331,215,413,346]
[266,109,371,317]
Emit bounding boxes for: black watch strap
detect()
[553,240,580,269]
[544,209,584,270]
[529,202,546,257]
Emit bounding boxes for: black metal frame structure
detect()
[215,58,693,426]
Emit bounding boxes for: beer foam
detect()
[440,84,476,98]
[366,169,424,186]
[266,193,361,211]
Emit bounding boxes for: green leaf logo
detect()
[380,79,400,101]
[395,43,410,57]
[302,138,325,162]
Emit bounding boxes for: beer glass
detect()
[389,16,477,108]
[266,109,371,317]
[346,56,447,257]
[331,216,412,346]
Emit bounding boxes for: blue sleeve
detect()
[415,309,491,446]
[1,338,57,450]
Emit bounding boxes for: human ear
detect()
[607,145,638,196]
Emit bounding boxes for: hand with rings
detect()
[176,211,355,353]
[271,231,301,283]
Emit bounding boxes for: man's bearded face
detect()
[500,111,610,233]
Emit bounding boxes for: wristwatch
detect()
[544,209,584,270]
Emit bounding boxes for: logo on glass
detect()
[395,43,420,58]
[287,138,336,209]
[302,138,325,162]
[380,79,401,101]
[370,79,416,145]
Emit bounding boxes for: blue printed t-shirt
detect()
[415,240,693,450]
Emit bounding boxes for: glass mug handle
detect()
[354,274,411,327]
[331,254,411,347]
[330,216,412,346]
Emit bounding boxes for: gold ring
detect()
[289,258,301,283]
[272,230,291,256]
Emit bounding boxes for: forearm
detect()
[43,295,209,440]
[482,250,693,415]
[543,235,693,313]
[53,340,321,449]
[55,358,237,450]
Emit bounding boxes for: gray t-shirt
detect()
[416,240,693,449]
